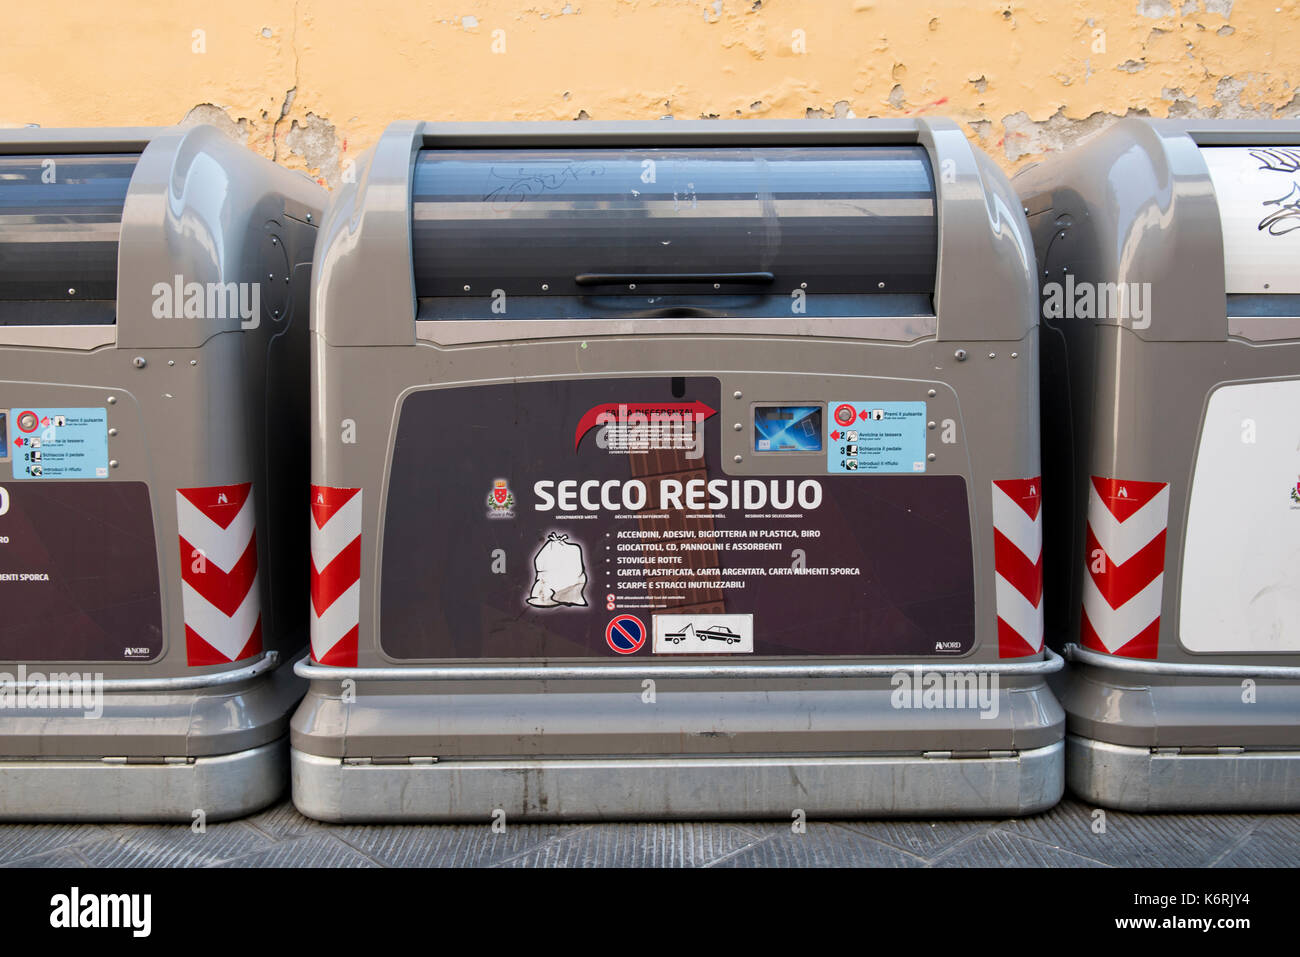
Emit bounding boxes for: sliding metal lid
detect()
[412,145,937,312]
[0,153,138,310]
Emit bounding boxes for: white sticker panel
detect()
[653,614,754,654]
[1201,146,1300,295]
[1180,379,1300,652]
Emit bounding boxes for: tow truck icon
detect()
[663,622,743,645]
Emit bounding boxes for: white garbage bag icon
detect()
[527,533,588,608]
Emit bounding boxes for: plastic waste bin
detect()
[0,125,324,820]
[293,119,1064,821]
[1015,118,1300,810]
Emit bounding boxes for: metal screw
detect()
[733,454,743,463]
[463,285,471,292]
[988,352,997,359]
[877,281,885,289]
[954,349,967,361]
[800,282,807,289]
[108,428,118,437]
[927,421,935,430]
[1011,352,1019,359]
[927,453,937,462]
[305,213,313,222]
[927,389,936,397]
[109,460,119,469]
[67,288,76,296]
[190,359,197,366]
[733,423,742,431]
[541,283,549,291]
[106,396,117,405]
[629,284,637,290]
[168,359,175,366]
[131,357,146,368]
[733,390,743,399]
[713,283,720,290]
[271,237,279,245]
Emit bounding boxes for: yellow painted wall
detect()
[3,1,1298,185]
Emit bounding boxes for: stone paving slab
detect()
[0,797,1296,867]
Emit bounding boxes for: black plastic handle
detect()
[574,271,775,287]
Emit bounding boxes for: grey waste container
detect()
[293,119,1064,822]
[1015,118,1300,810]
[0,126,324,820]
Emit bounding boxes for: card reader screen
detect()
[754,405,822,452]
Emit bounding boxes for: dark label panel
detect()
[380,377,973,659]
[0,481,163,661]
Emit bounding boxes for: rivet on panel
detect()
[168,360,175,366]
[927,421,935,430]
[927,389,936,397]
[988,352,997,359]
[106,396,117,405]
[132,357,146,369]
[109,460,119,469]
[927,453,936,462]
[108,428,118,437]
[190,359,197,366]
[733,423,742,431]
[305,213,313,222]
[1011,352,1019,359]
[954,349,967,361]
[733,455,743,463]
[732,390,743,399]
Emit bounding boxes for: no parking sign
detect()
[605,615,646,655]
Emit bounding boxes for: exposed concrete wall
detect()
[3,1,1297,185]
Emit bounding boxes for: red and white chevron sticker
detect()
[310,485,361,666]
[993,477,1044,657]
[177,482,262,666]
[1081,476,1169,660]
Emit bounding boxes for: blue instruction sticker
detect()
[9,408,109,480]
[827,401,927,474]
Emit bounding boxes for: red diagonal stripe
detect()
[993,529,1043,606]
[179,531,258,616]
[178,482,253,529]
[1085,524,1166,610]
[998,616,1039,658]
[311,535,361,617]
[314,624,359,667]
[185,616,261,666]
[1089,476,1167,522]
[994,477,1042,521]
[311,485,361,529]
[1080,605,1160,659]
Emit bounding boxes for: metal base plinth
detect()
[0,737,288,823]
[291,741,1064,822]
[1066,734,1300,811]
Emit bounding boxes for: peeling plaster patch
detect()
[970,75,988,94]
[1205,0,1234,15]
[1162,86,1203,117]
[833,99,855,118]
[1117,59,1147,72]
[575,109,591,120]
[261,27,272,38]
[1000,107,1149,162]
[888,84,906,108]
[1138,0,1176,17]
[1179,0,1197,15]
[1217,25,1235,35]
[180,104,250,145]
[968,119,994,144]
[281,112,341,187]
[462,15,479,28]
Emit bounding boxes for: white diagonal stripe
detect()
[1087,484,1170,566]
[1082,569,1164,653]
[310,579,360,658]
[992,484,1042,560]
[995,573,1044,652]
[176,493,255,573]
[311,493,363,570]
[181,575,261,661]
